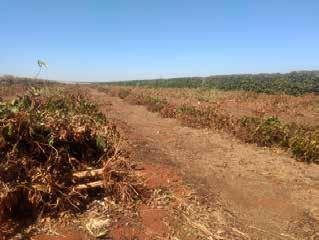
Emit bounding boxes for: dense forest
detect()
[104,71,319,95]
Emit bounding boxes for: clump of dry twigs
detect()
[0,87,146,223]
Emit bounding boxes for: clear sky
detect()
[1,0,319,82]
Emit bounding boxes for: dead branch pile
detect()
[0,87,145,221]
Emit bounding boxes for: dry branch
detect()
[73,168,104,179]
[75,180,104,190]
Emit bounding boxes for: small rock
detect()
[85,218,111,238]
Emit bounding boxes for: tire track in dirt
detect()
[90,88,319,240]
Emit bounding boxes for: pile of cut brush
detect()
[0,87,145,222]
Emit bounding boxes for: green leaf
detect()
[48,137,55,146]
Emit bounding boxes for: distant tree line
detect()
[104,71,319,95]
[0,75,57,86]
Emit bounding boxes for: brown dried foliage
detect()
[0,88,147,228]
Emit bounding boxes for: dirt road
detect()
[90,88,319,240]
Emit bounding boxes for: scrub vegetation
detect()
[100,86,319,163]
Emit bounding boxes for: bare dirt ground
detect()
[88,88,319,240]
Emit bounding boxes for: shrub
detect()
[160,104,177,118]
[289,128,319,163]
[118,89,131,99]
[143,96,167,112]
[238,117,290,147]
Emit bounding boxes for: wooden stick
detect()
[73,168,104,179]
[75,180,104,190]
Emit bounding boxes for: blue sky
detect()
[1,0,319,82]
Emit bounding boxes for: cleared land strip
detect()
[90,88,319,240]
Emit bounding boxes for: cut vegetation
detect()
[0,87,146,238]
